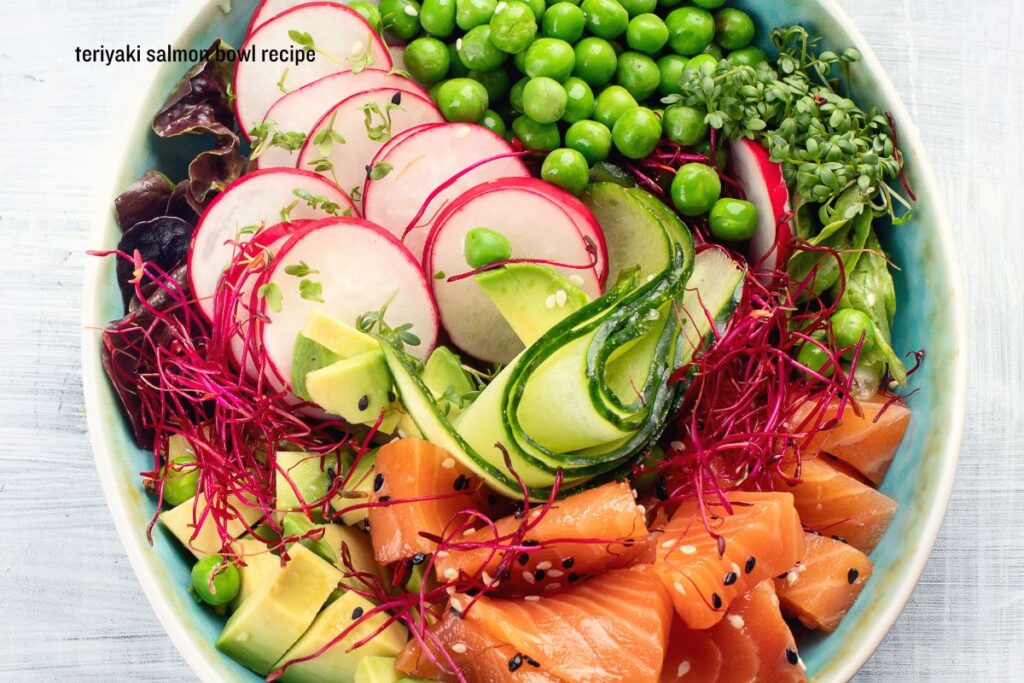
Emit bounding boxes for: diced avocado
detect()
[319,523,388,591]
[395,412,423,439]
[582,182,673,285]
[306,351,393,425]
[331,451,378,527]
[217,544,341,675]
[403,563,427,594]
[303,309,380,358]
[292,333,343,401]
[229,536,282,611]
[355,656,401,683]
[276,451,340,517]
[159,492,263,559]
[422,347,474,397]
[282,514,339,565]
[475,264,591,347]
[275,591,408,683]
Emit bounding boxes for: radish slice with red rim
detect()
[361,122,530,261]
[247,0,347,35]
[255,70,429,170]
[729,138,793,272]
[257,216,439,392]
[297,88,444,209]
[424,180,603,364]
[188,168,354,321]
[234,3,391,139]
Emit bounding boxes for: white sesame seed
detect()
[536,561,552,571]
[444,567,458,580]
[436,550,450,558]
[670,440,685,451]
[462,527,476,537]
[679,544,697,555]
[446,586,456,595]
[523,571,536,584]
[450,598,463,612]
[482,571,493,583]
[456,38,463,51]
[786,571,799,586]
[545,582,561,591]
[451,642,467,654]
[441,457,456,469]
[544,294,557,309]
[673,581,687,596]
[731,562,741,575]
[677,660,691,677]
[727,614,745,629]
[569,274,585,286]
[637,504,647,515]
[554,289,568,307]
[547,570,564,578]
[661,539,676,549]
[524,595,541,602]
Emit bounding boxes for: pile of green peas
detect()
[388,0,766,210]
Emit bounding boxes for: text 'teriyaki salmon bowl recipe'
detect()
[82,0,965,681]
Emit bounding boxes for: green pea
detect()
[573,37,618,85]
[831,308,877,355]
[459,25,507,71]
[581,0,629,39]
[512,48,529,73]
[469,68,511,102]
[428,78,448,101]
[465,226,512,267]
[702,42,724,59]
[420,0,457,36]
[662,104,708,146]
[708,197,758,241]
[524,37,575,80]
[490,0,538,53]
[714,8,755,51]
[522,0,547,21]
[728,46,768,67]
[615,51,660,100]
[456,0,497,30]
[670,162,720,216]
[696,139,728,169]
[191,555,241,607]
[626,14,669,55]
[404,37,451,84]
[685,52,718,74]
[160,455,199,506]
[512,114,561,150]
[541,2,585,42]
[380,0,423,40]
[656,54,687,96]
[561,76,595,123]
[797,341,835,377]
[593,84,637,128]
[565,119,612,164]
[479,108,508,136]
[436,77,489,121]
[692,0,725,8]
[612,106,660,159]
[447,42,470,77]
[510,76,529,111]
[618,0,656,18]
[523,76,567,123]
[541,148,590,195]
[349,1,383,31]
[665,6,714,56]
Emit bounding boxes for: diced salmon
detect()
[661,621,722,682]
[773,456,897,553]
[368,438,478,564]
[654,492,805,629]
[789,394,911,485]
[463,564,674,683]
[434,481,648,595]
[774,533,874,633]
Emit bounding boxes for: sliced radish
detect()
[388,43,407,71]
[480,177,609,287]
[362,123,530,261]
[424,181,603,364]
[296,88,444,208]
[234,3,391,139]
[258,217,438,392]
[255,70,429,170]
[247,0,348,34]
[188,169,355,321]
[730,138,793,272]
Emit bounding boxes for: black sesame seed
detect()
[723,571,738,586]
[517,552,529,566]
[379,495,392,503]
[364,164,372,179]
[513,503,525,519]
[391,91,403,105]
[562,557,574,569]
[352,606,364,620]
[832,535,848,543]
[327,467,337,481]
[567,572,581,583]
[711,592,722,609]
[847,568,860,584]
[387,390,397,403]
[363,517,371,531]
[508,653,523,672]
[623,538,635,547]
[533,569,546,581]
[450,607,463,618]
[373,473,384,492]
[786,648,799,666]
[745,556,756,574]
[524,655,540,667]
[655,477,669,501]
[358,394,370,411]
[522,539,540,547]
[466,587,480,597]
[488,494,498,506]
[776,572,789,580]
[453,474,468,491]
[410,553,426,565]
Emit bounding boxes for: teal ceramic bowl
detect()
[82,0,966,680]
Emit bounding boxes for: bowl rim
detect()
[80,1,967,681]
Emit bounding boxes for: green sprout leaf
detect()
[257,283,283,312]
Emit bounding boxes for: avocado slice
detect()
[475,264,591,348]
[330,450,378,527]
[292,334,343,401]
[319,523,389,591]
[302,309,380,358]
[355,656,402,683]
[420,346,476,421]
[274,591,408,683]
[159,492,263,559]
[276,451,341,517]
[217,544,341,675]
[229,535,282,611]
[305,351,393,425]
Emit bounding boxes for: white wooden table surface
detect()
[0,0,1021,680]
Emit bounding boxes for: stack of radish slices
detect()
[186,0,610,404]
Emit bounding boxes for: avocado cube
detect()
[303,309,380,358]
[229,536,282,611]
[305,351,393,425]
[275,450,344,517]
[330,451,378,527]
[217,544,341,675]
[159,492,263,559]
